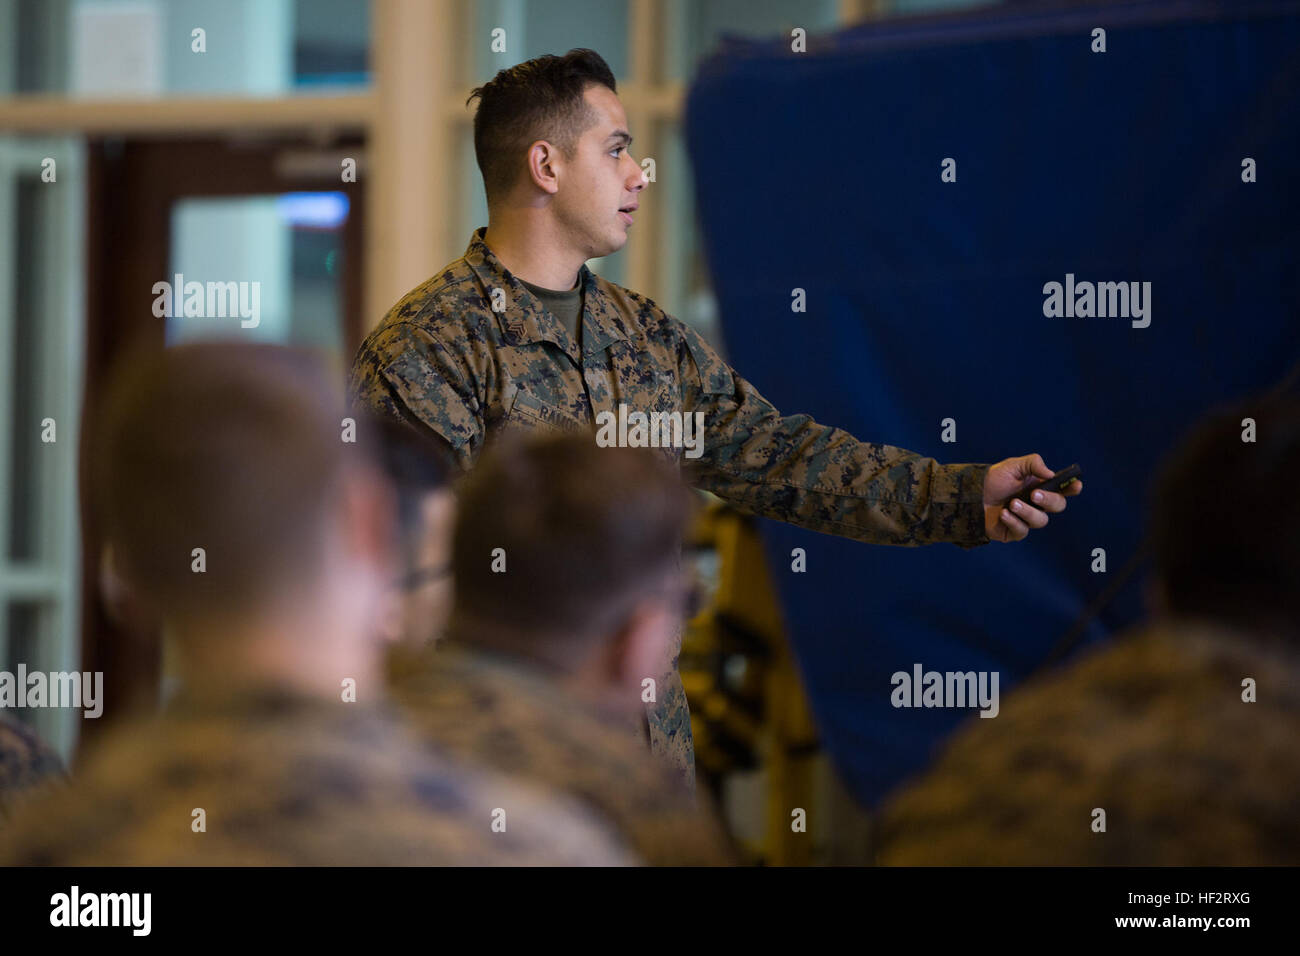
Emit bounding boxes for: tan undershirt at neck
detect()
[519,276,583,350]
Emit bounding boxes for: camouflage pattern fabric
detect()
[391,644,735,866]
[0,715,65,827]
[0,687,636,866]
[875,619,1300,865]
[351,228,993,787]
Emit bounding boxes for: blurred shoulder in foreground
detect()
[394,643,734,866]
[876,618,1300,865]
[0,687,635,866]
[0,715,65,826]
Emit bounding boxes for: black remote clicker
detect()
[1011,463,1082,506]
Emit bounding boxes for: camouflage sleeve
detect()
[675,322,991,549]
[645,651,696,792]
[348,322,482,475]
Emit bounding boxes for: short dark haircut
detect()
[466,48,617,208]
[449,434,691,667]
[94,344,376,624]
[360,414,453,569]
[1150,394,1300,638]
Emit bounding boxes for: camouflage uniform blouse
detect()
[391,644,735,866]
[0,687,635,866]
[350,228,993,788]
[0,715,65,826]
[875,619,1300,865]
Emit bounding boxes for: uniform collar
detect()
[463,227,629,358]
[412,640,635,733]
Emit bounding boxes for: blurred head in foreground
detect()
[3,344,637,866]
[447,434,694,712]
[875,394,1300,866]
[1148,395,1300,642]
[387,434,732,865]
[94,343,396,697]
[364,416,456,650]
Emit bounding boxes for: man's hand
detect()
[982,454,1083,543]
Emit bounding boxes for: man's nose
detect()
[625,154,647,190]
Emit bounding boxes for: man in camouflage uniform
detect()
[390,435,734,864]
[2,687,635,866]
[876,398,1300,865]
[0,716,64,828]
[350,49,1082,789]
[1,344,633,866]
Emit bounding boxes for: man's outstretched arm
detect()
[675,322,1080,547]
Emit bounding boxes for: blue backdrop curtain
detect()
[684,0,1300,806]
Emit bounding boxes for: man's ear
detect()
[98,542,159,631]
[375,586,405,645]
[99,543,124,612]
[339,466,396,569]
[612,598,676,692]
[527,140,562,196]
[420,490,456,564]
